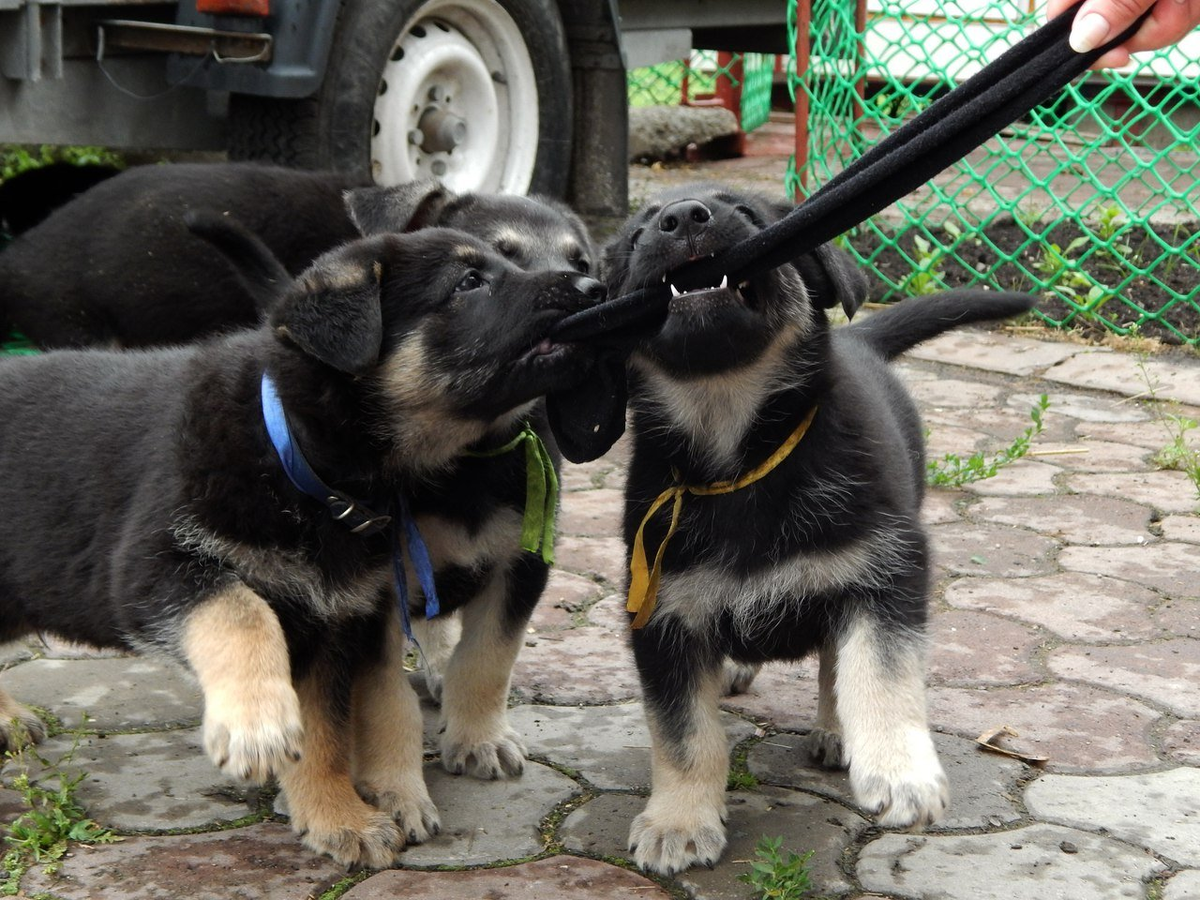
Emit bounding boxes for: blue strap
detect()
[391,496,441,642]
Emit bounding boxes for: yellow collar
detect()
[627,405,819,628]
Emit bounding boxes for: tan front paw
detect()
[440,721,526,779]
[295,808,406,869]
[0,701,46,752]
[851,733,948,828]
[358,780,441,845]
[629,800,727,875]
[203,677,303,782]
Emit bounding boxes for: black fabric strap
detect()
[552,0,1148,343]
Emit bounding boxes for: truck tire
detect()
[228,0,572,196]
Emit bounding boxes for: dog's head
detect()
[603,183,867,380]
[270,228,601,453]
[344,181,596,277]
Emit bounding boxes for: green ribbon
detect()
[467,425,559,564]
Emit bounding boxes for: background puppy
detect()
[603,183,1035,875]
[0,162,594,348]
[0,227,599,867]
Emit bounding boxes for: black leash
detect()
[551,0,1148,344]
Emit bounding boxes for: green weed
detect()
[927,394,1050,487]
[0,145,125,182]
[738,835,814,900]
[1138,359,1200,504]
[900,234,947,297]
[1,728,119,895]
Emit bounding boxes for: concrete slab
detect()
[1048,639,1200,718]
[928,521,1060,578]
[967,494,1155,544]
[1025,767,1200,865]
[927,609,1043,687]
[1010,390,1151,424]
[1044,352,1200,407]
[1059,542,1200,599]
[858,823,1165,899]
[2,656,201,731]
[1164,869,1200,900]
[1061,471,1200,515]
[906,331,1085,376]
[959,460,1063,497]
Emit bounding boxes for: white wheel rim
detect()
[371,0,540,194]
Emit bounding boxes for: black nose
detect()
[573,274,606,303]
[658,199,711,234]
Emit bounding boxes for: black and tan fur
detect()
[0,228,600,866]
[603,183,1035,875]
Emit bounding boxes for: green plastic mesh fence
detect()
[787,0,1200,345]
[628,51,777,133]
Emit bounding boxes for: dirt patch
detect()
[847,217,1200,345]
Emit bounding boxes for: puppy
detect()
[0,162,594,348]
[603,183,1035,875]
[0,227,599,866]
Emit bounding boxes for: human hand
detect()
[1047,0,1200,67]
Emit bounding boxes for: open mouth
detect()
[663,271,755,313]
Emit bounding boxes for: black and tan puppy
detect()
[604,183,1035,875]
[0,227,599,866]
[0,162,594,348]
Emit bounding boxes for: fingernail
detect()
[1071,12,1111,52]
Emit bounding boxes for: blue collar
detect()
[260,372,439,633]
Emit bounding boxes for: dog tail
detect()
[841,290,1036,360]
[184,210,291,318]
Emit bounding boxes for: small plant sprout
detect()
[1137,357,1200,505]
[738,835,814,900]
[900,233,948,297]
[927,394,1050,487]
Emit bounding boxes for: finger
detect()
[1122,0,1200,53]
[1067,0,1157,51]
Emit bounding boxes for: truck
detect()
[0,0,792,220]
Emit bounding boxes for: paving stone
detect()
[927,682,1160,773]
[511,622,641,705]
[510,702,754,791]
[1079,417,1192,451]
[400,761,579,867]
[924,421,994,459]
[559,787,865,897]
[1062,470,1200,515]
[906,377,1008,409]
[1154,596,1199,637]
[1163,515,1200,544]
[959,460,1063,497]
[928,609,1043,686]
[928,521,1059,578]
[924,405,1037,443]
[24,729,255,831]
[343,856,671,899]
[540,569,605,615]
[1163,720,1200,765]
[907,331,1084,376]
[921,489,965,526]
[1044,351,1200,407]
[1048,639,1200,717]
[1059,542,1200,599]
[1164,869,1200,900]
[943,572,1168,642]
[1010,390,1151,424]
[553,536,628,587]
[560,453,627,492]
[557,489,624,538]
[748,731,1025,829]
[1027,439,1153,473]
[858,822,1165,899]
[22,822,345,900]
[968,494,1153,544]
[716,659,820,732]
[1025,767,1200,865]
[2,656,201,731]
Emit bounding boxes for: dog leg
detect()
[408,612,462,704]
[718,658,760,695]
[438,567,530,780]
[629,631,729,875]
[0,688,46,751]
[182,585,303,783]
[803,641,847,768]
[835,614,948,828]
[280,661,405,868]
[351,612,440,844]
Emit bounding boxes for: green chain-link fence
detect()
[788,0,1200,345]
[628,51,778,133]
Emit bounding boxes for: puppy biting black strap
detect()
[545,0,1147,462]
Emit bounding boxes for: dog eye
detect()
[570,254,590,275]
[454,270,485,293]
[630,228,644,250]
[734,205,766,228]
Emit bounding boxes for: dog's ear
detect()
[793,243,869,321]
[344,181,455,235]
[271,242,386,374]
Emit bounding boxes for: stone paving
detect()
[1,324,1197,900]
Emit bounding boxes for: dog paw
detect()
[851,735,948,829]
[358,783,441,845]
[297,810,406,869]
[0,703,47,752]
[628,804,727,875]
[440,726,527,780]
[203,678,303,783]
[802,727,847,769]
[719,660,760,695]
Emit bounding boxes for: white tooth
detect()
[670,284,682,298]
[719,275,728,289]
[739,281,750,291]
[661,273,667,283]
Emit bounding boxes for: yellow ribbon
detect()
[627,405,819,629]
